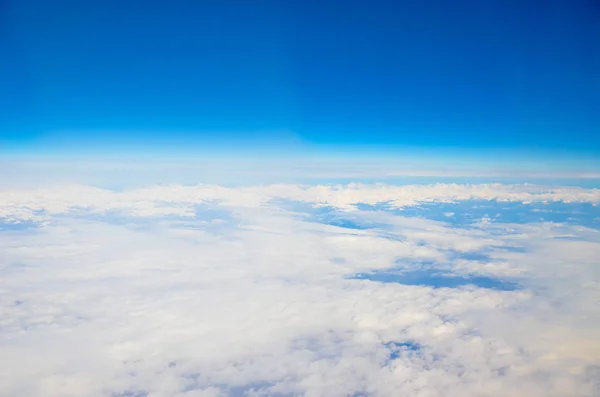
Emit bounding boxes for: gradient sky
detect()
[1,0,600,163]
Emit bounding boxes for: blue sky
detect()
[2,0,600,166]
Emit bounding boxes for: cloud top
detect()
[1,183,599,396]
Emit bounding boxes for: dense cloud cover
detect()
[1,183,599,396]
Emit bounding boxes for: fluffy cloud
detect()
[1,183,599,222]
[0,184,599,396]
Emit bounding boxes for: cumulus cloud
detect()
[0,183,599,396]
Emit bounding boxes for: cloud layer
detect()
[1,183,599,396]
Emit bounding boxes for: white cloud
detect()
[1,183,599,222]
[0,183,599,396]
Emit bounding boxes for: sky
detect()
[2,0,600,167]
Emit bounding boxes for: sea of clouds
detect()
[1,183,599,397]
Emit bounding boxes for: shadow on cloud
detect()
[271,199,386,230]
[0,219,42,231]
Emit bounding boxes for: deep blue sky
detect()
[2,0,600,161]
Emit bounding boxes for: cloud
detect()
[1,183,599,222]
[0,183,599,396]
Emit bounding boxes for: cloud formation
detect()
[1,183,599,222]
[0,183,599,396]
